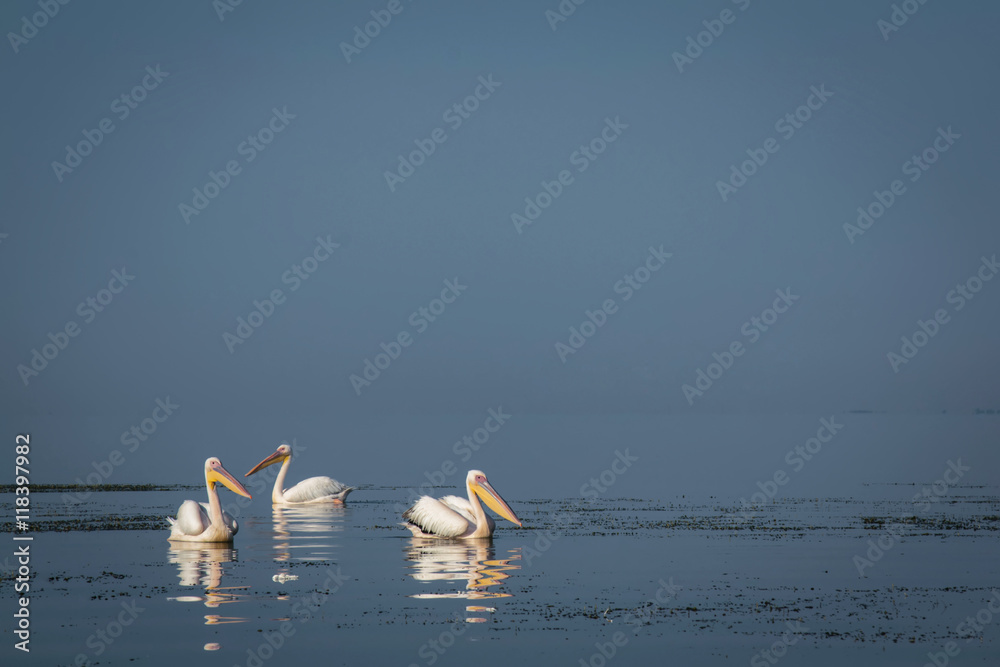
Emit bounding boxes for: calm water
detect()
[3,485,999,666]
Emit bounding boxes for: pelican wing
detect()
[167,500,210,536]
[440,495,495,534]
[282,476,354,503]
[437,496,476,524]
[198,502,239,534]
[403,496,474,538]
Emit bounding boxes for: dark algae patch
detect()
[0,514,167,532]
[0,483,193,493]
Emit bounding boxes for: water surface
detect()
[4,485,999,666]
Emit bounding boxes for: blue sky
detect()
[3,1,998,490]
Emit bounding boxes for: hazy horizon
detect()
[3,0,998,492]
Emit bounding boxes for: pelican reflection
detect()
[271,504,347,565]
[404,539,521,620]
[166,543,249,628]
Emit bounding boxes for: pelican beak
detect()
[208,462,252,499]
[472,479,522,527]
[245,450,287,477]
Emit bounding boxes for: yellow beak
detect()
[207,463,252,499]
[472,480,522,527]
[245,450,286,477]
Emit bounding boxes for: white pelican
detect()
[244,443,354,505]
[402,470,522,539]
[167,457,251,543]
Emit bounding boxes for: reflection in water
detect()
[404,540,521,622]
[271,504,346,563]
[166,543,249,634]
[269,505,347,598]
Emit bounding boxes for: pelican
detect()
[167,457,251,543]
[402,470,522,539]
[245,443,354,505]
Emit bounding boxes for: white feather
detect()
[248,445,355,505]
[167,500,208,536]
[437,496,478,526]
[167,500,239,537]
[281,476,353,503]
[403,496,474,538]
[401,470,520,539]
[403,496,495,538]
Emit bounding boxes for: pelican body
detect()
[167,458,252,543]
[245,444,354,505]
[402,470,522,539]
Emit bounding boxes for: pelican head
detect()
[245,444,292,477]
[167,457,251,543]
[467,470,522,527]
[205,457,252,499]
